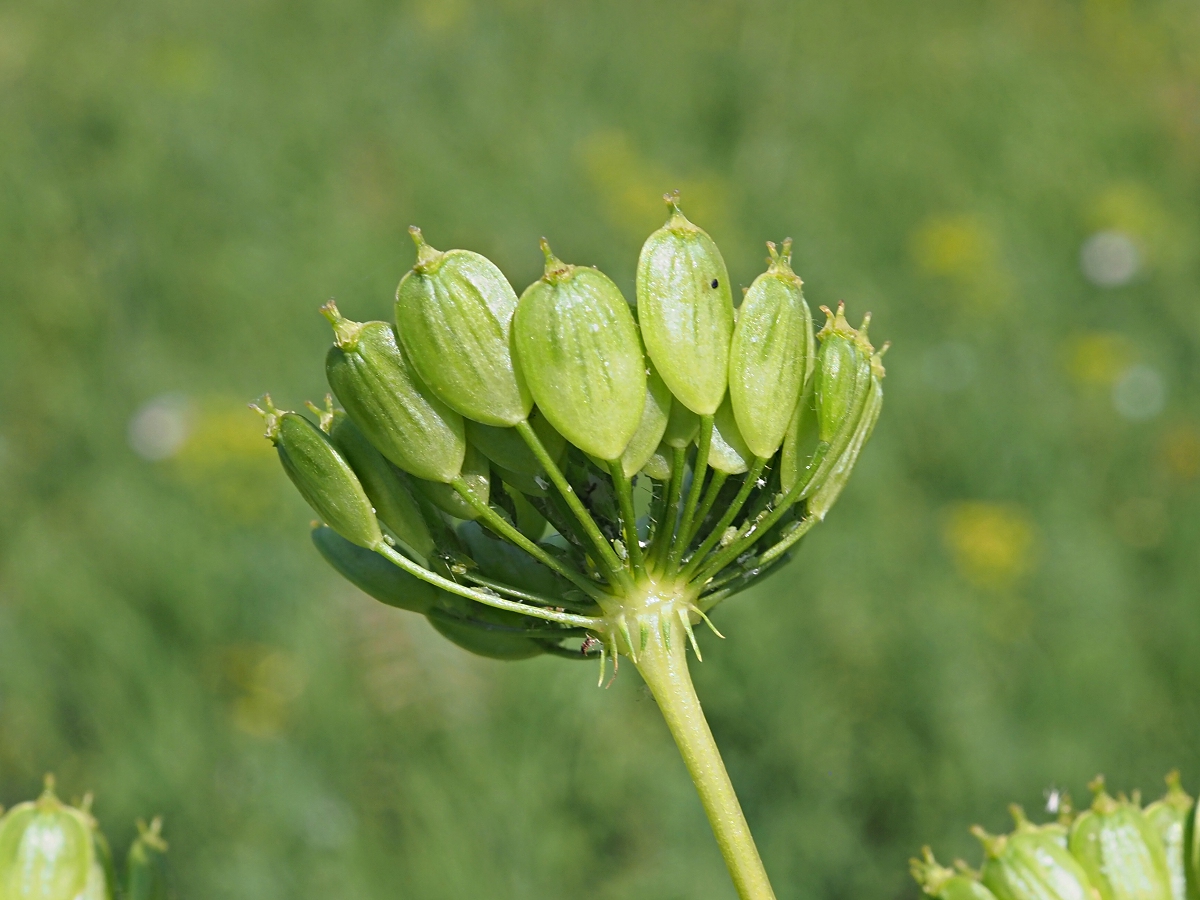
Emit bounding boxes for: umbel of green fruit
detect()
[917,771,1197,900]
[0,775,169,900]
[256,193,888,900]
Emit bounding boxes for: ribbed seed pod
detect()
[458,521,571,597]
[323,302,466,484]
[729,239,814,459]
[1145,772,1194,900]
[254,398,383,549]
[815,302,874,445]
[1070,778,1172,900]
[413,443,490,520]
[1185,780,1200,900]
[604,364,672,478]
[124,818,168,900]
[709,395,752,475]
[316,402,435,560]
[640,443,673,481]
[662,398,700,449]
[395,228,532,426]
[0,776,94,900]
[466,409,566,476]
[780,385,816,494]
[515,242,647,461]
[426,599,547,660]
[312,526,439,615]
[807,353,884,521]
[973,824,1094,900]
[635,194,734,416]
[912,847,1000,900]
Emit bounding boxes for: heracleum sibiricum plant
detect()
[254,193,886,899]
[914,771,1200,900]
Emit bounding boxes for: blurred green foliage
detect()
[2,0,1199,897]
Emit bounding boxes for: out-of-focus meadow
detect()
[2,0,1199,896]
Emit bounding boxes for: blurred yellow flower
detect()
[578,129,728,238]
[1063,332,1133,386]
[910,214,1010,310]
[943,502,1034,588]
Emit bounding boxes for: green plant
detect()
[256,194,886,899]
[915,772,1200,900]
[0,776,168,900]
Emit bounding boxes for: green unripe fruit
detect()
[1184,777,1200,900]
[662,397,700,449]
[807,358,884,521]
[395,228,532,426]
[312,525,439,614]
[815,302,874,445]
[426,601,546,660]
[709,395,753,475]
[316,401,435,561]
[603,364,672,478]
[323,302,466,484]
[729,240,814,458]
[640,443,673,481]
[912,847,999,900]
[457,521,570,598]
[1145,772,1193,900]
[1070,777,1172,900]
[973,823,1094,900]
[0,776,94,900]
[465,409,566,477]
[413,443,490,520]
[124,818,168,900]
[515,242,647,461]
[255,398,383,550]
[635,194,734,416]
[780,387,816,494]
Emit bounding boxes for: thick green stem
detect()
[635,609,776,900]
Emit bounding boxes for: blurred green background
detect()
[2,0,1199,896]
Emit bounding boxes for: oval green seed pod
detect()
[606,364,672,478]
[709,395,753,475]
[395,228,532,426]
[729,240,814,458]
[413,443,490,520]
[312,525,438,615]
[635,194,734,416]
[1145,772,1194,900]
[1182,774,1200,900]
[974,824,1094,900]
[254,398,383,550]
[426,603,546,660]
[807,355,884,521]
[514,242,646,460]
[315,401,435,561]
[465,409,565,476]
[780,384,817,494]
[457,521,571,598]
[912,847,999,900]
[124,818,168,900]
[82,812,116,900]
[1070,777,1172,900]
[323,302,466,484]
[815,302,874,445]
[0,776,94,900]
[662,397,700,449]
[640,442,673,481]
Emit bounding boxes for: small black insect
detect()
[710,278,719,288]
[580,635,600,656]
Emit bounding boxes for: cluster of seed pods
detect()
[0,776,167,900]
[256,194,886,663]
[913,773,1200,900]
